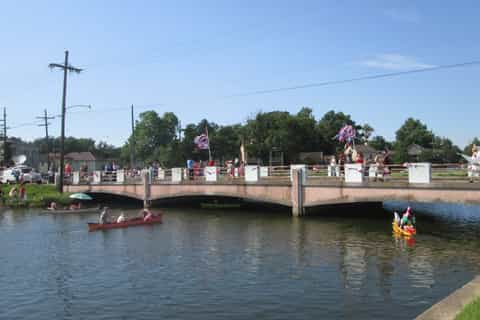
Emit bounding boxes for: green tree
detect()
[369,136,392,151]
[393,118,434,163]
[464,137,480,155]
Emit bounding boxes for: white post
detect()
[345,164,364,183]
[116,169,125,183]
[290,164,307,184]
[73,171,80,185]
[93,171,102,184]
[408,163,431,184]
[158,168,165,180]
[172,168,183,182]
[245,165,259,182]
[205,166,217,182]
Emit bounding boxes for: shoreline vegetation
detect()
[456,297,480,320]
[0,184,71,208]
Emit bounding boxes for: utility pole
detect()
[36,109,55,172]
[0,107,7,166]
[130,104,135,169]
[49,50,82,193]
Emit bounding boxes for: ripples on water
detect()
[0,204,479,320]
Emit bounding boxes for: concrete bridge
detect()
[64,163,480,215]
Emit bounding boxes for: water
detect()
[1,206,480,319]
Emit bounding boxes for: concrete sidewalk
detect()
[416,276,480,320]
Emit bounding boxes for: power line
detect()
[226,60,480,97]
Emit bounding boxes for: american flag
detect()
[194,134,209,150]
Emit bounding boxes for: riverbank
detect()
[416,276,480,320]
[0,184,71,208]
[456,297,480,320]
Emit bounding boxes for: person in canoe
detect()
[141,208,153,221]
[117,212,127,223]
[47,201,57,211]
[99,207,110,224]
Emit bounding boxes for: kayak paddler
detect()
[400,207,415,229]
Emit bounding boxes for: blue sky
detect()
[1,0,479,147]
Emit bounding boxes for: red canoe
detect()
[88,215,162,232]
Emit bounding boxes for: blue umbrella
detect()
[69,193,93,200]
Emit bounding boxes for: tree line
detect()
[9,108,477,167]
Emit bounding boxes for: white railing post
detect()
[172,168,183,182]
[245,165,260,182]
[116,169,125,183]
[290,164,307,184]
[158,168,165,180]
[93,171,102,184]
[345,164,364,183]
[73,171,80,185]
[260,166,269,178]
[205,166,217,182]
[408,163,431,184]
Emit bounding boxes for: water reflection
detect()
[1,206,480,320]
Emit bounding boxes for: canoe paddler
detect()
[99,207,109,224]
[140,208,153,222]
[117,212,127,223]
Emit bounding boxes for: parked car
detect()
[1,165,42,184]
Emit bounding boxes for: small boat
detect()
[88,215,162,232]
[392,221,416,237]
[42,206,102,214]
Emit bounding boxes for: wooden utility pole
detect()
[130,104,135,169]
[1,107,7,165]
[49,50,82,192]
[36,109,55,172]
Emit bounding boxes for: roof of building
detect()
[65,152,96,161]
[407,144,424,156]
[355,144,377,154]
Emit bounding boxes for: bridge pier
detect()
[142,170,151,208]
[291,169,305,216]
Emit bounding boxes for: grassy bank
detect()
[456,297,480,320]
[1,184,72,208]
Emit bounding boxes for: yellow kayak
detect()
[392,221,416,236]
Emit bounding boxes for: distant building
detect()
[407,144,424,161]
[298,152,324,164]
[355,144,378,161]
[48,152,111,173]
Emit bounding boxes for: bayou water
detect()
[1,205,479,319]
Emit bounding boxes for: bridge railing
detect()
[68,162,474,186]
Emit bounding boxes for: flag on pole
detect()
[194,134,209,150]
